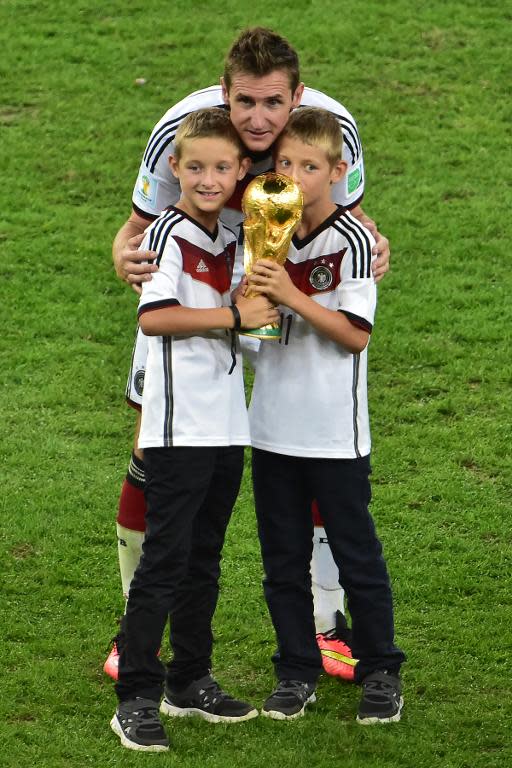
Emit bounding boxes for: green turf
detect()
[1,1,511,766]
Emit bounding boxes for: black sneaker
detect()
[262,680,316,720]
[110,697,169,751]
[160,674,258,724]
[357,671,403,724]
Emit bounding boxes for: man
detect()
[106,27,390,683]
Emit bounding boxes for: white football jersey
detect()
[132,84,365,229]
[249,207,376,459]
[137,207,250,449]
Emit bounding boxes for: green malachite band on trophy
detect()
[239,324,282,340]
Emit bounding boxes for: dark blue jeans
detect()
[116,445,244,702]
[252,449,405,684]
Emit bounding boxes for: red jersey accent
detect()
[285,249,346,297]
[225,174,257,213]
[173,236,236,294]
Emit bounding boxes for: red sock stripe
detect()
[116,478,147,532]
[311,499,324,526]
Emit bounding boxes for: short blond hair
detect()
[279,107,342,167]
[174,108,246,161]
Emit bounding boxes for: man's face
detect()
[222,71,304,153]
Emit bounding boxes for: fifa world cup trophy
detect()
[240,173,303,339]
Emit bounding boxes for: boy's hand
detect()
[248,260,297,307]
[114,233,159,295]
[230,275,248,304]
[235,294,280,330]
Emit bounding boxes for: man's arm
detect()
[350,204,389,283]
[112,210,159,295]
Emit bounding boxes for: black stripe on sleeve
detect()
[339,310,373,333]
[138,299,180,317]
[346,191,364,211]
[132,203,158,221]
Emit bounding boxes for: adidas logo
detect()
[196,259,209,273]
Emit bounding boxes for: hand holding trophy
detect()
[240,173,303,340]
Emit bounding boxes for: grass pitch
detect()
[1,1,511,766]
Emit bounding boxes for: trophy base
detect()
[239,323,281,341]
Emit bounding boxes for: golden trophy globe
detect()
[240,172,303,340]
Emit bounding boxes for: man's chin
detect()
[243,133,274,153]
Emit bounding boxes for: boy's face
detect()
[170,137,250,227]
[275,135,346,211]
[221,71,304,153]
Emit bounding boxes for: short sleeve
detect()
[337,222,376,330]
[138,236,182,316]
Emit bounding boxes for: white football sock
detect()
[116,523,144,600]
[311,526,345,633]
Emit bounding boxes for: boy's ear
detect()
[169,155,180,179]
[237,156,252,181]
[330,159,348,185]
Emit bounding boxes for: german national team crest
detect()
[134,369,145,397]
[309,265,333,291]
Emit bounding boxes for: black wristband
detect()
[230,304,242,331]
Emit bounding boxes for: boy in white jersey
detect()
[247,108,405,724]
[107,27,389,681]
[110,109,279,752]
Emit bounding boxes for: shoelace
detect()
[363,677,398,701]
[198,679,232,705]
[119,699,162,733]
[273,680,311,698]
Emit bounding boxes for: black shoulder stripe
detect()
[335,215,372,278]
[328,113,361,160]
[297,102,361,163]
[144,99,226,172]
[143,113,192,169]
[338,117,362,156]
[147,210,176,252]
[343,215,372,278]
[144,117,186,170]
[332,219,371,280]
[333,117,361,164]
[148,210,184,264]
